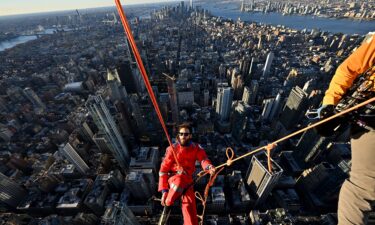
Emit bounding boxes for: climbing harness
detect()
[114,1,375,224]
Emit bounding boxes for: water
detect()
[1,2,374,52]
[0,35,37,51]
[199,2,375,35]
[0,28,61,52]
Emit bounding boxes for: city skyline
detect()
[0,0,373,224]
[0,0,179,16]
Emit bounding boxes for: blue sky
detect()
[0,0,177,16]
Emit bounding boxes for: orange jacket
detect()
[158,142,212,192]
[323,33,375,106]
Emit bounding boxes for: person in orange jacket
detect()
[158,123,215,225]
[318,32,375,225]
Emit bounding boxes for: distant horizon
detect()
[0,0,181,17]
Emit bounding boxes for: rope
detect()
[195,167,225,225]
[213,96,375,171]
[194,96,375,224]
[114,1,375,223]
[114,0,182,169]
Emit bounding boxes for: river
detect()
[0,28,65,52]
[199,2,374,35]
[0,36,38,52]
[1,2,374,52]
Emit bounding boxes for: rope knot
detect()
[265,143,276,173]
[265,143,277,152]
[225,147,235,167]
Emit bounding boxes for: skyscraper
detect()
[242,80,259,105]
[257,35,262,49]
[240,57,251,78]
[129,94,146,133]
[60,143,89,174]
[93,132,112,154]
[131,66,146,95]
[79,122,95,142]
[130,146,159,177]
[279,86,308,129]
[165,74,179,124]
[0,173,27,208]
[245,152,283,206]
[232,101,250,141]
[86,95,130,171]
[216,83,233,121]
[23,87,46,111]
[293,128,331,168]
[268,91,282,120]
[261,98,276,121]
[125,171,152,200]
[107,69,128,101]
[248,57,256,79]
[102,202,141,225]
[203,89,210,107]
[262,52,274,79]
[159,93,169,121]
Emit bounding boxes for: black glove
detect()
[317,105,335,119]
[315,105,343,137]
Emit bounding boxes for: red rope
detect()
[114,0,181,168]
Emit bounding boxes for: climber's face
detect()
[178,127,192,146]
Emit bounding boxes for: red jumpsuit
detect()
[158,142,212,225]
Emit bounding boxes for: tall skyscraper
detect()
[203,89,210,107]
[245,152,283,206]
[93,132,112,154]
[293,129,331,168]
[296,162,347,208]
[79,122,95,142]
[232,101,250,141]
[257,35,262,49]
[23,87,46,111]
[248,57,256,79]
[107,69,128,101]
[262,52,274,78]
[86,95,130,171]
[279,86,308,129]
[125,171,152,200]
[190,0,193,8]
[231,70,244,100]
[240,57,251,77]
[268,91,282,120]
[60,143,89,174]
[242,80,259,105]
[216,84,233,121]
[165,74,179,124]
[0,173,27,208]
[159,93,169,121]
[261,98,276,121]
[129,94,146,133]
[131,66,146,95]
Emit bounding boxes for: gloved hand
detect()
[207,165,216,176]
[161,190,168,206]
[315,104,343,137]
[317,104,335,119]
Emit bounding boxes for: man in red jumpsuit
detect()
[158,123,215,225]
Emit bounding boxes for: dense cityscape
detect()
[240,0,375,21]
[0,0,374,224]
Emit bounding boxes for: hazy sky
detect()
[0,0,177,16]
